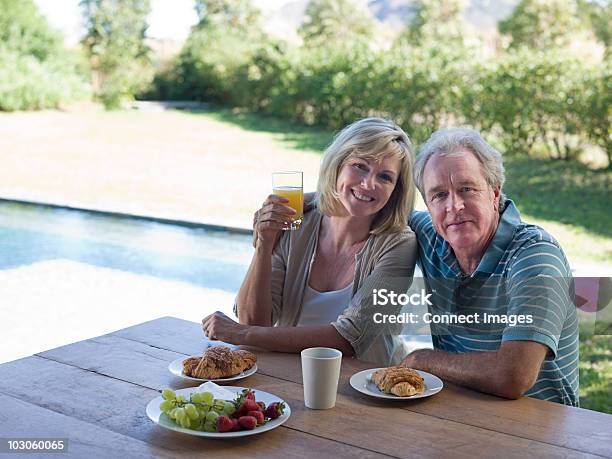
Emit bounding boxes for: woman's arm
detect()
[247,325,354,355]
[235,244,275,326]
[235,195,294,326]
[202,312,355,356]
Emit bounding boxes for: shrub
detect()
[467,49,587,159]
[147,22,607,165]
[170,26,260,105]
[0,46,89,111]
[0,0,90,111]
[576,59,611,167]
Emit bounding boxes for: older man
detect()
[404,128,579,405]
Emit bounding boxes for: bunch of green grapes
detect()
[159,389,236,432]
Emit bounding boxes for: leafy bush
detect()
[466,49,587,159]
[575,59,611,167]
[215,43,474,144]
[382,44,475,142]
[0,0,90,111]
[0,47,89,111]
[231,42,293,113]
[167,26,261,105]
[146,13,608,166]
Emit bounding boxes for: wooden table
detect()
[1,316,611,458]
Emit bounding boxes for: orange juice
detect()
[273,186,304,229]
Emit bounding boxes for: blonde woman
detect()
[202,118,417,365]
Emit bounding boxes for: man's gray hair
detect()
[413,127,505,196]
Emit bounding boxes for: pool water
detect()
[0,201,254,292]
[0,201,254,363]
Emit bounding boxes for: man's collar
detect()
[474,197,521,274]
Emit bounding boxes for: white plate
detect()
[168,356,257,383]
[350,368,443,400]
[146,386,291,438]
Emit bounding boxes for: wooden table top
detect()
[1,316,610,458]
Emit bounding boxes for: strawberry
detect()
[238,416,257,430]
[247,410,265,425]
[231,418,241,431]
[233,391,258,417]
[233,399,259,418]
[264,402,285,420]
[245,399,260,411]
[216,415,234,433]
[241,389,256,401]
[256,401,266,411]
[240,399,260,414]
[232,405,246,418]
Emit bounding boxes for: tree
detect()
[81,0,152,108]
[193,0,262,37]
[298,0,375,46]
[398,0,467,46]
[578,0,612,56]
[499,0,582,50]
[0,0,89,111]
[467,49,587,161]
[0,0,62,60]
[577,60,612,168]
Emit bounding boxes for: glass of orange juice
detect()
[272,171,303,230]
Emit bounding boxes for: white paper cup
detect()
[301,347,342,409]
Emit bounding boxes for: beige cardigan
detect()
[237,209,417,365]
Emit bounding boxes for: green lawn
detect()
[503,156,611,263]
[579,312,612,414]
[194,107,335,154]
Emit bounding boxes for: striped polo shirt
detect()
[410,199,579,406]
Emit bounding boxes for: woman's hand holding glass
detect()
[253,194,296,250]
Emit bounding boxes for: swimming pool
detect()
[0,201,254,293]
[0,201,255,363]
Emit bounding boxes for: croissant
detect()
[183,346,256,379]
[182,357,201,376]
[372,366,425,397]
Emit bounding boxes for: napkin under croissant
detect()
[372,366,425,397]
[183,346,257,379]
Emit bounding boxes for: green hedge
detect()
[0,47,89,111]
[226,44,475,144]
[0,0,90,111]
[147,34,610,164]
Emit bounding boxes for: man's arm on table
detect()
[401,340,548,399]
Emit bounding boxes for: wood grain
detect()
[24,333,611,458]
[109,316,612,457]
[1,316,610,459]
[0,357,389,459]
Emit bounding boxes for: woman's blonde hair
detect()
[316,117,415,234]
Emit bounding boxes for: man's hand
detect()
[400,341,548,400]
[202,311,249,344]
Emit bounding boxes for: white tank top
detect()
[297,282,353,326]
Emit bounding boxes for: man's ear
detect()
[493,185,501,211]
